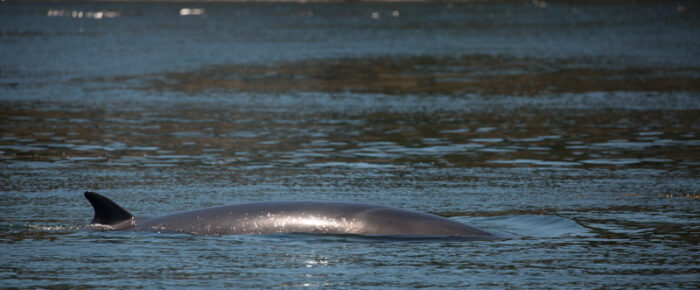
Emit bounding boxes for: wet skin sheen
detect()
[85,191,493,237]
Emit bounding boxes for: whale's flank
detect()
[83,191,494,238]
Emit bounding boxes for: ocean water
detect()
[1,1,699,288]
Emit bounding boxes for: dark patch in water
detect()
[85,55,700,95]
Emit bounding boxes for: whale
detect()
[84,191,493,238]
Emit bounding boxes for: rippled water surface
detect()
[1,1,699,288]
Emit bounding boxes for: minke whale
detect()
[84,191,493,238]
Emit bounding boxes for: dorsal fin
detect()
[84,191,134,226]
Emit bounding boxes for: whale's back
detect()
[133,201,491,237]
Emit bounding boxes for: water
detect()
[1,1,699,288]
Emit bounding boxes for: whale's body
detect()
[84,191,493,238]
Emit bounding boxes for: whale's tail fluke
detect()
[84,191,135,229]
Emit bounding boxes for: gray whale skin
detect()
[84,191,493,238]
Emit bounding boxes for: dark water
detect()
[1,1,699,288]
